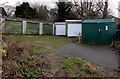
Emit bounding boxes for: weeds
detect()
[31,46,47,55]
[61,57,99,77]
[2,35,101,78]
[2,37,47,78]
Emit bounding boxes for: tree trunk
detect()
[102,0,108,19]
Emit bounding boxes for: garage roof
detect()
[83,19,115,23]
[65,20,82,22]
[55,22,65,24]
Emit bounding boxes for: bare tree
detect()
[4,5,15,17]
[73,0,110,19]
[0,7,15,34]
[31,3,49,21]
[118,1,120,18]
[49,8,58,22]
[102,0,108,19]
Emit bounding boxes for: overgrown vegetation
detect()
[61,57,99,77]
[111,24,120,55]
[111,41,120,55]
[2,35,70,78]
[2,39,45,78]
[2,35,116,78]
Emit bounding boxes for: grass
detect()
[3,35,70,49]
[61,57,99,77]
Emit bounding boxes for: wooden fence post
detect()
[39,23,43,35]
[22,21,26,34]
[78,33,81,43]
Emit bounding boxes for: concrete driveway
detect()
[57,43,118,70]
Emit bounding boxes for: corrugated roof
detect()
[83,19,115,23]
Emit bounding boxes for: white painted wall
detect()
[1,18,5,33]
[0,14,5,34]
[22,21,26,34]
[67,24,82,37]
[56,24,66,35]
[53,24,55,35]
[39,23,43,35]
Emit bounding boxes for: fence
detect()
[4,20,53,35]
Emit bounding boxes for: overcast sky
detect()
[0,0,119,17]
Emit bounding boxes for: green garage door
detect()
[26,22,39,34]
[98,23,116,43]
[5,20,22,34]
[83,23,99,43]
[42,24,53,35]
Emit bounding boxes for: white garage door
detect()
[68,24,82,37]
[56,25,66,35]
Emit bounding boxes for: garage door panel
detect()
[56,25,66,35]
[68,24,82,36]
[83,23,99,43]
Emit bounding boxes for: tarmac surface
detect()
[57,43,118,70]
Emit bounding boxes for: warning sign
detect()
[105,26,108,30]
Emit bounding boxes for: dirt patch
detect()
[47,53,66,62]
[53,69,66,77]
[34,41,57,53]
[42,53,66,77]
